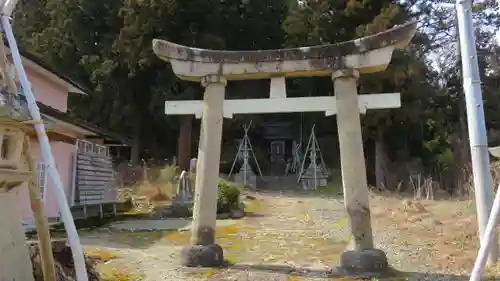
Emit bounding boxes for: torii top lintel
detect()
[152,21,417,82]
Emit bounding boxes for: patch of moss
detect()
[166,220,350,266]
[85,249,119,262]
[100,269,145,281]
[166,223,257,263]
[183,269,221,279]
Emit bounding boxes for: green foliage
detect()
[217,180,241,213]
[12,0,500,193]
[13,0,290,163]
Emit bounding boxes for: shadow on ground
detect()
[244,212,266,218]
[228,263,469,280]
[254,188,344,200]
[81,229,175,249]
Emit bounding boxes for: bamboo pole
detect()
[23,135,57,281]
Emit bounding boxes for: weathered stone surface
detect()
[153,22,416,64]
[28,240,102,281]
[339,248,388,275]
[229,208,245,219]
[180,244,224,267]
[0,91,31,121]
[152,21,417,80]
[192,226,216,246]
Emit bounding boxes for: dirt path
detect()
[81,190,486,281]
[81,191,350,280]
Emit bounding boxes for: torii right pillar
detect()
[333,68,385,273]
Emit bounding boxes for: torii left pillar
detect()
[180,75,226,266]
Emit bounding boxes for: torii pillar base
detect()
[339,249,388,276]
[180,244,224,267]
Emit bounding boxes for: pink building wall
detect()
[15,60,75,222]
[27,70,69,112]
[17,140,75,221]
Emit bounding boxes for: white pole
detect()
[469,185,500,281]
[228,138,244,179]
[1,16,89,281]
[246,134,264,179]
[243,137,248,185]
[313,149,317,190]
[455,0,499,264]
[312,129,317,190]
[297,127,314,183]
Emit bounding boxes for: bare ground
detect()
[81,189,500,281]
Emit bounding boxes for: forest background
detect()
[11,0,500,194]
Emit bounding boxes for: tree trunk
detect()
[178,115,193,171]
[375,129,389,189]
[130,128,141,164]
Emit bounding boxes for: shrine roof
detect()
[153,21,417,64]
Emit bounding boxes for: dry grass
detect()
[117,164,182,206]
[132,181,176,202]
[244,198,265,214]
[485,263,500,280]
[371,194,500,277]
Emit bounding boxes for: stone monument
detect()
[172,170,194,205]
[0,91,36,281]
[189,158,197,174]
[153,21,417,273]
[166,170,194,218]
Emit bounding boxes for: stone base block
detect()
[181,244,224,267]
[339,249,388,275]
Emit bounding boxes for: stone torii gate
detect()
[153,21,417,273]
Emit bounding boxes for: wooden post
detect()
[24,135,57,281]
[178,115,193,171]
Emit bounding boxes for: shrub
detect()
[217,180,241,213]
